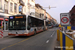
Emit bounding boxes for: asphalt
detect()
[0,27,58,50]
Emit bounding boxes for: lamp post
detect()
[43,5,56,9]
[43,6,56,30]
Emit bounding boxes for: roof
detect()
[69,5,75,13]
[35,4,43,9]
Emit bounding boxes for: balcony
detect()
[19,0,24,6]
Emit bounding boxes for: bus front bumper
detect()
[8,33,27,36]
[8,32,34,36]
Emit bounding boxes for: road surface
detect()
[0,27,58,50]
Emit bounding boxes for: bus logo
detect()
[10,17,13,19]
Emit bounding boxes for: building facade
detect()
[69,5,75,26]
[0,0,28,30]
[27,0,35,16]
[0,0,57,30]
[0,0,35,30]
[0,0,20,30]
[35,4,44,19]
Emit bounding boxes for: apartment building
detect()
[35,4,44,19]
[46,12,51,21]
[0,0,27,30]
[69,5,75,26]
[35,5,40,18]
[27,0,35,16]
[0,0,35,30]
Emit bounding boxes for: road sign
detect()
[60,13,70,25]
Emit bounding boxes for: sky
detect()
[35,0,75,24]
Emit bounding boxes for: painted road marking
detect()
[1,38,30,50]
[51,31,56,37]
[46,40,49,43]
[1,29,56,50]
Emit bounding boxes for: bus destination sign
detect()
[15,16,23,18]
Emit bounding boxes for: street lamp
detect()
[43,6,56,30]
[43,5,56,9]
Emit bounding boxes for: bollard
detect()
[59,31,73,50]
[57,29,60,41]
[60,31,63,50]
[67,26,71,30]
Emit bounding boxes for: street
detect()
[0,27,58,50]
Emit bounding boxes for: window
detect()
[9,16,26,30]
[28,16,44,27]
[5,1,8,10]
[4,1,8,13]
[10,3,13,12]
[14,3,17,13]
[24,6,26,13]
[71,13,75,16]
[9,20,26,30]
[0,0,2,9]
[32,0,33,1]
[0,21,1,26]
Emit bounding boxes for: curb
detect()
[54,40,61,50]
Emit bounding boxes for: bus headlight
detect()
[8,33,11,34]
[24,33,28,34]
[8,32,12,34]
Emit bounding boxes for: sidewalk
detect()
[3,30,9,38]
[54,40,61,50]
[0,30,9,38]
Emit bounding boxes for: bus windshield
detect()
[9,16,26,30]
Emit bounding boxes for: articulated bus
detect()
[8,15,46,36]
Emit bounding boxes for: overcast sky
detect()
[35,0,75,24]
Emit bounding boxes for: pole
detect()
[3,18,6,31]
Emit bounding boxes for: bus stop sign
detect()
[60,13,70,25]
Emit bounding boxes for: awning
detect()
[0,18,8,21]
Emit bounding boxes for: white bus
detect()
[8,15,46,36]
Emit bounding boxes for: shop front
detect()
[0,15,8,30]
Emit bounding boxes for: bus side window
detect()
[28,17,31,26]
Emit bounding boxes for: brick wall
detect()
[69,5,75,26]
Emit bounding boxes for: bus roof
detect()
[9,14,26,17]
[28,15,44,20]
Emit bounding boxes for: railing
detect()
[56,26,75,50]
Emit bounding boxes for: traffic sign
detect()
[61,17,69,23]
[60,13,70,25]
